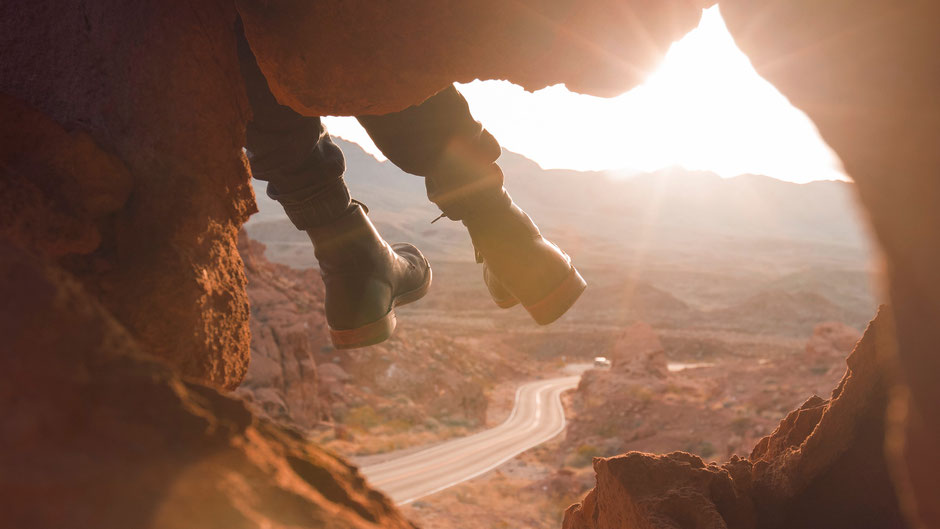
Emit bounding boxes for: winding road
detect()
[360,375,581,505]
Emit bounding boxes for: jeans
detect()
[236,20,507,229]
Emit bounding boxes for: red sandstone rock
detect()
[0,241,415,529]
[237,232,332,429]
[0,94,132,259]
[565,452,756,529]
[3,0,940,526]
[236,0,715,116]
[718,2,940,523]
[0,0,255,389]
[563,309,905,529]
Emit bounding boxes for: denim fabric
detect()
[358,86,509,220]
[237,19,349,229]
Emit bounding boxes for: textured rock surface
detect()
[563,309,905,529]
[0,241,415,529]
[3,0,940,526]
[237,232,331,429]
[236,0,715,116]
[718,2,940,524]
[0,93,132,259]
[0,0,255,389]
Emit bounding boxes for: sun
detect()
[325,7,847,184]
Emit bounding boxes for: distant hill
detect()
[250,138,870,260]
[708,288,857,335]
[245,137,878,327]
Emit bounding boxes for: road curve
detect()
[360,375,581,505]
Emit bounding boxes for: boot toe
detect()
[390,243,432,307]
[483,265,519,309]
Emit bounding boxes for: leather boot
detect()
[463,192,585,325]
[306,202,432,349]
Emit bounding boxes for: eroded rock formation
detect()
[237,232,332,429]
[0,0,255,390]
[0,241,414,529]
[2,0,939,526]
[607,322,669,378]
[236,0,715,115]
[563,309,904,529]
[717,3,940,523]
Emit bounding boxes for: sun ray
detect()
[324,7,847,184]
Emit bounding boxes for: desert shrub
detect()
[454,491,478,505]
[345,405,381,430]
[684,440,716,459]
[567,444,600,467]
[383,418,415,433]
[423,417,441,431]
[440,416,472,429]
[544,492,586,524]
[593,422,620,438]
[730,416,753,436]
[393,395,413,406]
[699,441,716,458]
[665,383,684,395]
[628,385,655,404]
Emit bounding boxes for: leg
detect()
[357,85,509,221]
[237,20,431,348]
[357,87,585,325]
[236,18,350,229]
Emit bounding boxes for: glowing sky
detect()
[324,7,847,184]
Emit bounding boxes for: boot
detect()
[306,202,431,349]
[463,193,585,325]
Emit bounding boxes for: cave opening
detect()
[3,1,936,528]
[239,7,885,528]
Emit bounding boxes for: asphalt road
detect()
[360,375,582,505]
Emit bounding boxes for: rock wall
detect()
[2,0,940,526]
[0,0,255,390]
[718,2,940,524]
[0,241,415,529]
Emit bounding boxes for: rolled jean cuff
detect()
[266,179,352,230]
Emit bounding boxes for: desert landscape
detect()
[238,139,879,528]
[7,2,939,528]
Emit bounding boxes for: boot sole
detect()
[330,264,432,350]
[494,297,520,309]
[522,267,586,325]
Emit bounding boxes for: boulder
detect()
[609,322,669,378]
[563,308,905,529]
[0,0,255,389]
[0,241,414,529]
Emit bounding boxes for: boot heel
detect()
[330,311,397,349]
[522,267,586,325]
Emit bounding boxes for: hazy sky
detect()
[324,7,847,184]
